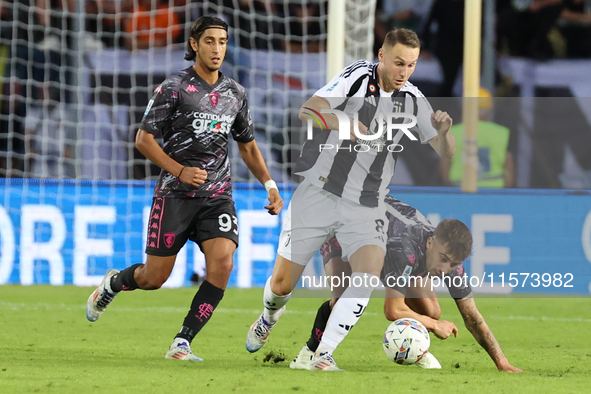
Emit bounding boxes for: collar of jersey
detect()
[189,66,225,90]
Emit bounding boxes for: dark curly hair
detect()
[433,219,472,263]
[185,16,228,61]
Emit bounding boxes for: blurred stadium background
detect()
[0,0,590,291]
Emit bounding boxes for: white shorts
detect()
[277,181,387,266]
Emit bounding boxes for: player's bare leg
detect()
[133,255,177,289]
[326,256,352,301]
[291,256,350,369]
[405,281,442,369]
[270,254,307,296]
[201,237,235,289]
[246,255,305,352]
[86,255,177,322]
[167,238,236,361]
[310,245,384,371]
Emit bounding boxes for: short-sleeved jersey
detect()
[321,195,472,299]
[294,60,438,208]
[140,67,254,199]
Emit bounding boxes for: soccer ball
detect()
[382,318,430,365]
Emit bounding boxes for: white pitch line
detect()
[1,302,590,323]
[487,315,591,323]
[0,302,378,316]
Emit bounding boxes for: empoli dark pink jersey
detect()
[140,67,254,199]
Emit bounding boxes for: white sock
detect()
[104,275,115,293]
[262,276,291,324]
[317,272,379,354]
[173,337,190,347]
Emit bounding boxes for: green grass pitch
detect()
[1,285,590,393]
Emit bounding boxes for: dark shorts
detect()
[320,236,343,264]
[145,196,239,257]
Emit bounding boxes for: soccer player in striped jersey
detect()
[85,16,283,361]
[290,196,523,373]
[246,29,455,371]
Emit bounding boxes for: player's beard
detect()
[382,77,395,92]
[378,68,396,92]
[197,51,224,73]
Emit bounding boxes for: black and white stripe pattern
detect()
[295,60,437,207]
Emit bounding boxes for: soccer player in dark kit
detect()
[290,197,523,372]
[85,16,283,361]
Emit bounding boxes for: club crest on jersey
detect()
[209,92,220,107]
[163,233,176,248]
[185,84,199,93]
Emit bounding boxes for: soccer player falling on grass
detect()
[246,28,455,371]
[85,16,283,361]
[290,196,524,373]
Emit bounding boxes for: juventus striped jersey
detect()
[294,60,438,207]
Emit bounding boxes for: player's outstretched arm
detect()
[455,294,525,372]
[135,129,207,187]
[299,96,332,127]
[299,96,367,140]
[237,140,283,215]
[384,288,458,339]
[428,110,456,159]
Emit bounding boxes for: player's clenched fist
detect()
[431,110,453,135]
[432,320,458,339]
[265,189,283,215]
[179,166,208,186]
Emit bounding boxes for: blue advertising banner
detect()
[1,180,590,295]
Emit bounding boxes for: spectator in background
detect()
[224,0,283,51]
[557,0,591,57]
[497,0,565,59]
[422,0,465,97]
[125,0,183,50]
[0,1,14,175]
[85,0,133,48]
[24,84,76,178]
[375,0,434,49]
[284,1,324,53]
[33,0,75,102]
[35,0,75,50]
[2,0,70,175]
[440,88,516,188]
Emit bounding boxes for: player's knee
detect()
[217,259,234,279]
[209,256,234,279]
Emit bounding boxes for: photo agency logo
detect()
[302,105,418,153]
